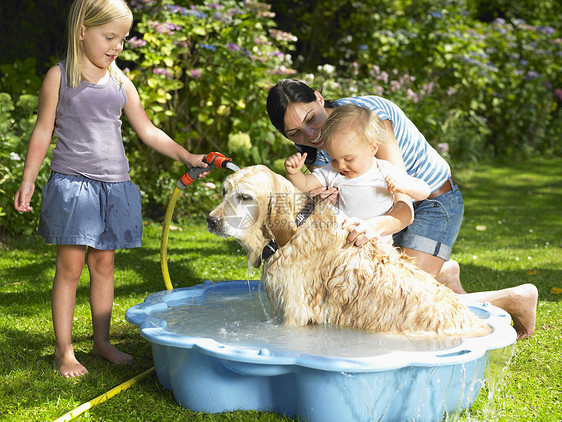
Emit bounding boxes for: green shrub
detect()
[269,0,561,160]
[120,0,297,218]
[3,0,560,235]
[351,1,561,158]
[0,91,51,236]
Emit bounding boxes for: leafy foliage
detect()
[0,58,46,236]
[119,0,297,217]
[1,0,560,235]
[270,0,561,160]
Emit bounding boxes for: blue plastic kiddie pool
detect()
[126,280,516,422]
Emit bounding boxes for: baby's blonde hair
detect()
[321,104,386,149]
[66,0,132,87]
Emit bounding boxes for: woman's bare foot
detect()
[465,283,538,339]
[92,342,133,365]
[507,284,538,339]
[53,345,89,378]
[437,259,467,294]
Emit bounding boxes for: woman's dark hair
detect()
[267,79,317,136]
[266,79,335,166]
[266,79,335,136]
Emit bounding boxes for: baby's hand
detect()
[385,174,407,195]
[284,152,307,176]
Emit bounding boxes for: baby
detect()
[285,104,430,244]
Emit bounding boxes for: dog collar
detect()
[261,197,316,262]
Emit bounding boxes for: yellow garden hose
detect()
[160,186,182,290]
[160,152,239,290]
[53,367,156,422]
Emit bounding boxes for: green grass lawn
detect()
[1,157,560,421]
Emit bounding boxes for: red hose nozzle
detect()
[203,151,233,169]
[178,152,234,189]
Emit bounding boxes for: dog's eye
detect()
[236,193,253,202]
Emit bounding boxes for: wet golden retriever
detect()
[207,165,491,336]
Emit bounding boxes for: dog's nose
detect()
[206,215,221,231]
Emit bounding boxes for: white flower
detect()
[318,64,335,75]
[228,132,251,151]
[10,152,21,161]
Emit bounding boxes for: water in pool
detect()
[153,282,465,359]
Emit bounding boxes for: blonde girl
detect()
[14,0,208,378]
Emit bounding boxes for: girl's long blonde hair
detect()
[66,0,132,87]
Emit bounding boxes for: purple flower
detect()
[127,36,146,48]
[269,50,284,59]
[538,26,555,34]
[438,143,449,153]
[555,88,562,101]
[130,0,156,10]
[524,71,541,80]
[226,43,241,52]
[153,68,173,78]
[377,71,389,84]
[166,5,188,15]
[406,88,419,103]
[269,29,297,42]
[254,37,271,46]
[190,69,202,79]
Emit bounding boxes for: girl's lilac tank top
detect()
[51,62,130,182]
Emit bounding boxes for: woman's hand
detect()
[342,217,383,246]
[309,185,339,205]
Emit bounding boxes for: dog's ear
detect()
[267,176,299,248]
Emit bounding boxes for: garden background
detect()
[0,0,560,232]
[0,0,561,421]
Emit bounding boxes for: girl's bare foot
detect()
[92,342,133,365]
[53,346,89,378]
[437,259,467,294]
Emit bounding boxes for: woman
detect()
[267,79,463,290]
[266,79,537,339]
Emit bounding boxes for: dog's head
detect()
[207,165,308,267]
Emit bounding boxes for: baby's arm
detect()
[285,152,323,193]
[385,173,430,201]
